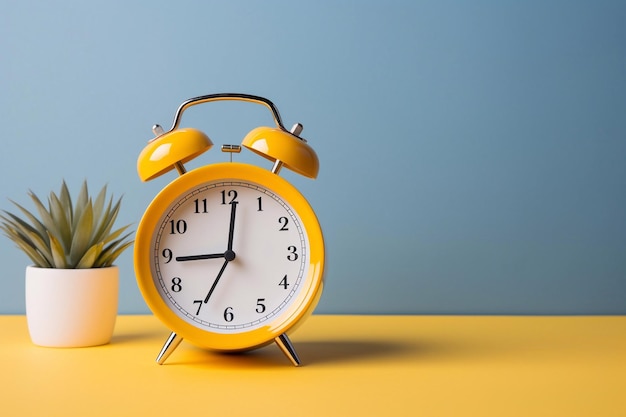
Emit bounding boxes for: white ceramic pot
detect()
[25,266,119,347]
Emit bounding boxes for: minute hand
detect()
[204,202,238,304]
[227,201,237,252]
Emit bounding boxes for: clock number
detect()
[162,248,173,263]
[257,196,263,211]
[193,300,203,315]
[223,307,234,322]
[220,190,238,205]
[169,219,187,234]
[279,275,289,289]
[194,198,208,213]
[256,298,266,313]
[287,246,298,261]
[278,216,289,231]
[171,277,182,292]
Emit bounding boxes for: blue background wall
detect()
[1,1,625,314]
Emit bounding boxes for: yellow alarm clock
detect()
[134,94,324,366]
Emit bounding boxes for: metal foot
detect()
[156,332,183,365]
[274,333,301,367]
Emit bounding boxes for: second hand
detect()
[204,259,229,303]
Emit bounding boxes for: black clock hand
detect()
[176,202,238,262]
[204,259,229,303]
[176,253,224,262]
[227,201,237,252]
[203,202,238,303]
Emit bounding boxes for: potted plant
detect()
[0,181,132,347]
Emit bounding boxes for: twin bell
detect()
[137,93,319,182]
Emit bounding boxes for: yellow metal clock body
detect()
[135,162,324,353]
[134,93,324,366]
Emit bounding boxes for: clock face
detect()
[150,179,309,334]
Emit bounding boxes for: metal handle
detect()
[166,93,287,133]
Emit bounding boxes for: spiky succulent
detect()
[0,181,133,269]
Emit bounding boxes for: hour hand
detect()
[175,253,224,262]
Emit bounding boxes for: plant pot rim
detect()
[26,265,119,270]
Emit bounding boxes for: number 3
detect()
[287,246,298,261]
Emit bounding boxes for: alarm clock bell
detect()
[137,93,318,181]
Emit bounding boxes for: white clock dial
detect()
[150,180,308,333]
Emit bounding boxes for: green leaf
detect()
[69,202,94,266]
[1,211,41,240]
[72,181,89,231]
[2,180,133,269]
[102,230,133,253]
[25,230,55,266]
[93,197,121,245]
[48,192,72,252]
[100,224,130,246]
[13,238,52,268]
[28,191,61,245]
[0,221,50,267]
[59,180,73,225]
[47,232,67,268]
[92,185,107,226]
[97,239,133,267]
[5,201,47,238]
[76,242,103,269]
[0,214,56,266]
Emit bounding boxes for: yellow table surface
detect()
[1,315,625,417]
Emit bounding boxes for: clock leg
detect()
[274,333,301,367]
[156,331,183,365]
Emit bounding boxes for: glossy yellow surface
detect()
[2,315,624,417]
[134,163,324,351]
[137,128,213,181]
[242,126,319,178]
